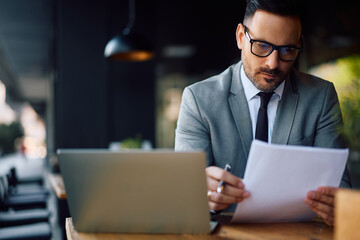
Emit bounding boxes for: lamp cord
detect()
[123,0,135,35]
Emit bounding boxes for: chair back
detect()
[0,175,6,203]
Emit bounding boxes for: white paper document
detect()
[231,140,348,223]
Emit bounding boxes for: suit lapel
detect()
[228,62,253,158]
[272,71,299,144]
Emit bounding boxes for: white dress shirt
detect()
[240,65,284,143]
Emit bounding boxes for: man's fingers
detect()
[206,166,250,212]
[317,186,337,196]
[305,200,335,226]
[305,198,334,217]
[305,187,337,227]
[208,191,243,204]
[207,190,249,212]
[207,177,249,198]
[206,166,243,188]
[307,190,335,206]
[208,201,229,212]
[311,207,334,226]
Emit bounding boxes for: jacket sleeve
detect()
[175,87,213,166]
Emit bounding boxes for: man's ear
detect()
[236,23,245,50]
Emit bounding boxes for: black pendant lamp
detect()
[104,0,153,61]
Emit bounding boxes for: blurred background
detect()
[0,0,359,178]
[0,0,359,239]
[0,0,358,177]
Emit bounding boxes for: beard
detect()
[242,57,287,92]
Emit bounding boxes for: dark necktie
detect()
[255,92,274,142]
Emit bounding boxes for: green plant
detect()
[340,79,360,151]
[121,135,142,149]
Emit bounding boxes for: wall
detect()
[54,0,155,149]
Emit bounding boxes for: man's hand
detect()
[305,186,338,226]
[206,166,250,211]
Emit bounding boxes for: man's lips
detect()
[262,72,278,79]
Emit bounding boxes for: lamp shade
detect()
[104,31,153,61]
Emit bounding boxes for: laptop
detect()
[57,149,213,234]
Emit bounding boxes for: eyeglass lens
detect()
[251,41,300,61]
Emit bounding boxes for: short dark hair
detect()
[244,0,304,23]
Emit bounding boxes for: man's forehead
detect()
[246,10,301,30]
[245,10,302,43]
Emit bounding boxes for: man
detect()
[175,0,351,226]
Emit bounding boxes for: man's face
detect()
[236,10,302,92]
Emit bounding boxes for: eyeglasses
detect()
[243,26,303,62]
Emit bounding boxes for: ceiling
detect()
[0,0,359,115]
[0,0,53,111]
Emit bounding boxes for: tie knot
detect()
[258,92,274,109]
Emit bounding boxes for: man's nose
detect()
[265,50,280,69]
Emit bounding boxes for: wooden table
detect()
[49,173,70,240]
[48,173,67,199]
[65,217,333,240]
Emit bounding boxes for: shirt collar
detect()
[241,65,284,101]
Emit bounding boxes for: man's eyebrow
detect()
[253,39,300,48]
[245,27,302,48]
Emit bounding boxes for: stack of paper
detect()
[231,140,348,223]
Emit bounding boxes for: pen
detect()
[217,163,231,193]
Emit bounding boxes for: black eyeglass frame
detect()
[243,25,303,62]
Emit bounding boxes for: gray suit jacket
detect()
[175,61,351,190]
